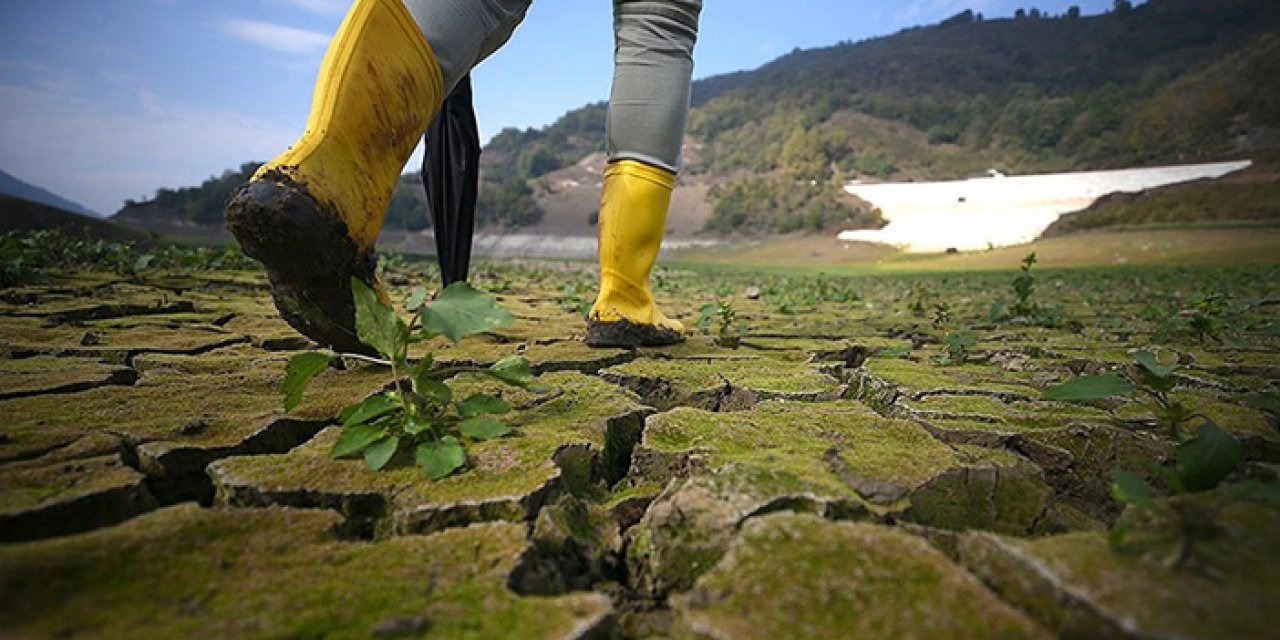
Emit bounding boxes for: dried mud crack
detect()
[2,264,1278,639]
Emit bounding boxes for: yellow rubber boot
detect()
[586,160,685,347]
[225,0,442,354]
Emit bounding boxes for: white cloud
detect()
[220,18,330,56]
[274,0,347,17]
[0,72,298,214]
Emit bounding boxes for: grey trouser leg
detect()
[402,0,531,93]
[608,0,702,173]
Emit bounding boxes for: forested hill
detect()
[115,0,1280,236]
[496,0,1280,182]
[477,0,1280,234]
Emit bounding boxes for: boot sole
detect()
[585,318,685,348]
[224,171,377,355]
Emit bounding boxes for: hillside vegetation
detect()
[1042,152,1280,237]
[115,0,1280,237]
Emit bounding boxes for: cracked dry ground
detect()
[1,262,1278,639]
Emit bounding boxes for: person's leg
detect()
[587,0,701,348]
[225,0,528,354]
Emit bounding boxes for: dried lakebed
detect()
[1,262,1278,639]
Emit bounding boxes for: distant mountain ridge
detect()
[0,169,98,218]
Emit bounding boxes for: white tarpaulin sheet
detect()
[837,160,1252,253]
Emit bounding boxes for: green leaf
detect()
[363,436,399,471]
[418,377,452,405]
[282,352,333,411]
[331,423,388,459]
[410,355,450,403]
[1111,470,1157,509]
[458,416,512,441]
[986,301,1008,323]
[405,286,428,311]
[342,393,399,427]
[352,277,406,358]
[1043,373,1133,401]
[697,304,717,330]
[404,415,433,436]
[415,436,466,479]
[133,254,155,271]
[421,282,515,342]
[457,394,511,418]
[487,355,538,389]
[1134,350,1177,379]
[1176,420,1243,492]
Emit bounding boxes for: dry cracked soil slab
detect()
[209,371,651,537]
[2,263,1279,639]
[0,503,613,639]
[0,350,389,535]
[959,495,1280,640]
[622,401,1077,597]
[672,512,1052,640]
[601,357,845,411]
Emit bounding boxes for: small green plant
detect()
[1042,349,1280,568]
[907,282,936,317]
[1043,350,1193,440]
[1104,421,1279,570]
[988,252,1073,329]
[1010,252,1037,318]
[931,302,975,365]
[283,278,539,480]
[698,299,741,348]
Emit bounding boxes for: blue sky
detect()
[0,0,1116,215]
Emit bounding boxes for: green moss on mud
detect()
[638,402,959,493]
[0,356,133,399]
[602,357,843,410]
[864,358,1042,399]
[210,372,649,535]
[0,355,385,474]
[959,497,1280,639]
[672,513,1050,639]
[0,504,612,639]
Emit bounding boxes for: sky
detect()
[0,0,1117,216]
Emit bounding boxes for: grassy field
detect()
[670,226,1280,273]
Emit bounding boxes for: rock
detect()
[209,372,651,537]
[744,286,761,300]
[671,513,1051,639]
[959,496,1280,640]
[0,504,615,639]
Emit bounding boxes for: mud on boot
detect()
[225,173,377,355]
[585,317,684,348]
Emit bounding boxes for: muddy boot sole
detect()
[585,318,685,348]
[224,171,377,355]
